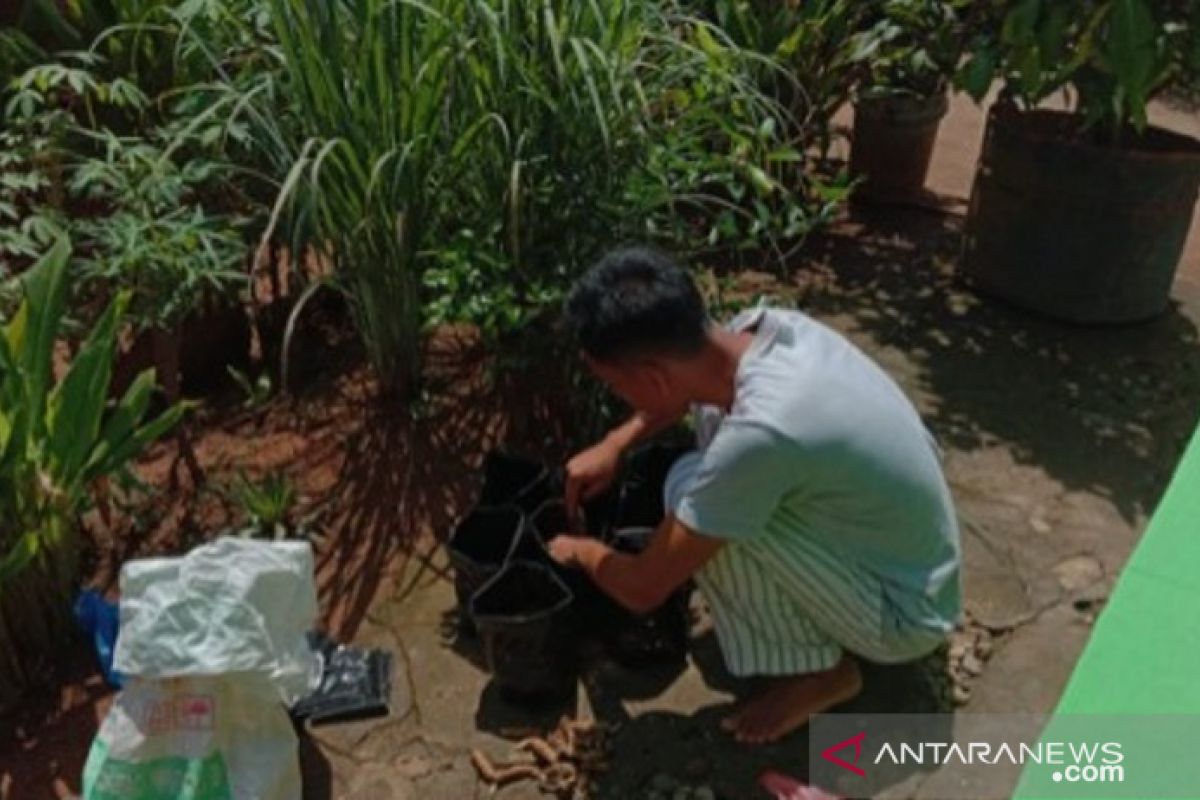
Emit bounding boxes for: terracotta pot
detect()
[850,91,949,202]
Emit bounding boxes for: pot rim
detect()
[447,504,526,564]
[854,90,950,124]
[988,106,1200,164]
[470,558,574,623]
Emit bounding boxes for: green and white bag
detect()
[83,538,321,800]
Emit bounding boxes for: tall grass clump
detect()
[224,0,833,404]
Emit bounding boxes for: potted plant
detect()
[848,0,968,201]
[956,0,1200,323]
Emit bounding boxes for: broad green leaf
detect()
[1002,0,1043,47]
[1106,0,1157,128]
[46,292,125,485]
[83,367,155,479]
[956,50,997,101]
[86,398,189,482]
[12,237,69,422]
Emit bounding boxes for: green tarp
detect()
[1013,423,1200,799]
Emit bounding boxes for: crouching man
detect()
[548,246,961,744]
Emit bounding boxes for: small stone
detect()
[1053,555,1103,593]
[1029,515,1052,534]
[393,754,433,779]
[961,653,984,677]
[952,685,972,706]
[975,637,994,660]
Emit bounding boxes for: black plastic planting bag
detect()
[479,450,559,513]
[609,442,692,532]
[528,499,615,624]
[447,506,532,634]
[470,559,577,700]
[604,526,690,667]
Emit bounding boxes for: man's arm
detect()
[602,407,686,455]
[565,406,688,516]
[549,514,724,615]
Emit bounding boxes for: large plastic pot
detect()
[850,91,949,203]
[609,443,690,533]
[528,498,610,620]
[470,560,577,701]
[603,527,690,667]
[446,506,531,634]
[963,106,1200,323]
[478,450,558,513]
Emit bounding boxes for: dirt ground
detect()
[3,95,1200,800]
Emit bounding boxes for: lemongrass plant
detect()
[217,0,827,403]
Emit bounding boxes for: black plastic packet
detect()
[291,631,393,726]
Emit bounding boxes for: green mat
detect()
[1012,423,1200,798]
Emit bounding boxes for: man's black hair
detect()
[565,245,709,363]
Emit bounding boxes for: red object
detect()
[758,770,843,800]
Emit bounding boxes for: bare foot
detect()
[721,654,862,744]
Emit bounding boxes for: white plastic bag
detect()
[83,537,322,800]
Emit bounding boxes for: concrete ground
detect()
[304,97,1200,799]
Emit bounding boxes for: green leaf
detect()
[956,49,997,101]
[86,400,188,480]
[1106,0,1158,129]
[83,367,155,479]
[0,530,41,584]
[11,236,69,426]
[46,291,125,485]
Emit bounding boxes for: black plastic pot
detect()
[964,106,1200,323]
[447,506,531,634]
[610,443,690,533]
[479,450,558,513]
[603,527,690,667]
[470,559,577,701]
[528,498,611,621]
[529,498,582,544]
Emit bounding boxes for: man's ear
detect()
[643,357,675,400]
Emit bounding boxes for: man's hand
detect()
[564,439,622,520]
[547,534,602,570]
[551,516,724,614]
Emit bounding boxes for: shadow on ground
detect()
[462,620,952,800]
[305,325,585,639]
[0,642,110,800]
[793,205,1200,525]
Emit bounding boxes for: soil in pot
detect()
[850,91,949,203]
[470,559,577,701]
[447,505,530,635]
[964,106,1200,323]
[603,527,691,668]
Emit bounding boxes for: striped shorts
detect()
[665,452,946,677]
